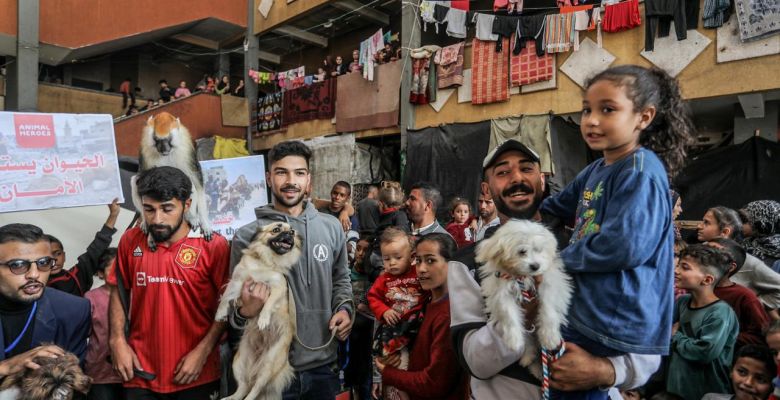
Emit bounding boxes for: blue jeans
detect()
[282,364,340,400]
[551,326,624,400]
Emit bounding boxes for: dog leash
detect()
[541,341,566,400]
[285,276,354,351]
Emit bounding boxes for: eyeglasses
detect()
[0,257,56,275]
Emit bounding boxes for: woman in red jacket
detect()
[374,233,468,400]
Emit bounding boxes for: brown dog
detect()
[216,222,302,400]
[0,347,91,400]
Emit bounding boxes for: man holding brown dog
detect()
[0,223,90,379]
[229,140,353,400]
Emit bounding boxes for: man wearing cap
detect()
[448,139,661,399]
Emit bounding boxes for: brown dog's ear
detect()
[74,373,92,394]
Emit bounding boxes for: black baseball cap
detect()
[482,139,541,170]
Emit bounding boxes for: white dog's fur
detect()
[476,220,572,379]
[216,222,302,400]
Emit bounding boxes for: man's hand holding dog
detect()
[238,279,270,318]
[330,310,352,341]
[549,342,616,391]
[0,345,64,377]
[110,338,143,382]
[383,309,401,326]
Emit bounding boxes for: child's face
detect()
[452,204,470,224]
[766,332,780,365]
[731,356,772,400]
[580,80,651,157]
[697,210,724,242]
[179,81,186,88]
[415,241,448,292]
[380,238,411,276]
[674,256,714,290]
[355,240,370,266]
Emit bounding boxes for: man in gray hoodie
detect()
[227,141,353,400]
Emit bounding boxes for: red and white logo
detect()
[136,272,147,287]
[13,114,56,148]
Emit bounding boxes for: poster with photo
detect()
[201,155,267,240]
[0,112,124,212]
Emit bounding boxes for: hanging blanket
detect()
[282,79,336,126]
[256,92,283,134]
[510,39,554,87]
[435,42,465,89]
[734,0,780,41]
[471,38,510,105]
[410,57,433,104]
[336,60,401,133]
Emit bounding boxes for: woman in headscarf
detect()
[739,200,780,271]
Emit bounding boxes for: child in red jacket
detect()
[368,227,428,400]
[445,197,475,248]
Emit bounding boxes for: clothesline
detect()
[401,0,636,13]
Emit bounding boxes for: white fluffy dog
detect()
[476,220,572,379]
[216,222,302,400]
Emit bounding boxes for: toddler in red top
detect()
[444,197,475,248]
[368,228,428,400]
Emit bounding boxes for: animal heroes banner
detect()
[201,155,268,240]
[0,112,124,212]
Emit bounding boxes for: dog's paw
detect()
[502,330,526,352]
[256,312,271,330]
[528,360,544,381]
[537,326,563,350]
[214,303,228,321]
[519,347,537,367]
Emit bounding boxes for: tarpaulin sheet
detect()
[303,134,355,200]
[674,137,780,220]
[548,116,597,193]
[404,121,491,222]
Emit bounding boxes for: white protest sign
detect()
[0,112,123,212]
[201,155,268,240]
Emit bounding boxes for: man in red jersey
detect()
[108,166,229,400]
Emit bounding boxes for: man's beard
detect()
[493,182,543,220]
[273,184,305,208]
[149,215,184,243]
[479,209,493,219]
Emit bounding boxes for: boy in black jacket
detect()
[46,198,120,296]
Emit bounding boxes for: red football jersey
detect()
[108,227,229,393]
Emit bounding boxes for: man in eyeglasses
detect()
[0,223,91,379]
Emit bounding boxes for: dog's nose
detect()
[529,263,540,272]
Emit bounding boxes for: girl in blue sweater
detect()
[541,65,694,399]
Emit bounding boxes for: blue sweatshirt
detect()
[540,147,674,354]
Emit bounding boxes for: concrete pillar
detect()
[244,0,260,147]
[6,0,39,111]
[217,52,230,80]
[399,0,421,149]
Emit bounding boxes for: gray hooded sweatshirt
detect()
[230,201,353,371]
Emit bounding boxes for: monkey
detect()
[132,112,211,251]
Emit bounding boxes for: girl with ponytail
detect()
[540,65,694,400]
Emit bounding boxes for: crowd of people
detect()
[312,42,401,82]
[121,74,246,117]
[1,63,780,400]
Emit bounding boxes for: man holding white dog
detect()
[448,139,662,399]
[229,140,353,400]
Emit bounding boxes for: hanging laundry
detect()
[492,15,520,52]
[591,5,604,47]
[602,0,641,33]
[420,0,437,32]
[451,0,470,10]
[544,13,577,53]
[471,38,510,105]
[516,14,548,56]
[362,29,384,81]
[494,0,509,11]
[282,79,337,126]
[645,0,688,51]
[510,39,554,87]
[573,10,591,50]
[410,46,440,105]
[703,0,731,28]
[686,0,700,30]
[473,13,499,41]
[257,92,283,133]
[445,8,468,38]
[434,3,450,28]
[435,42,465,89]
[734,0,780,40]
